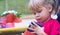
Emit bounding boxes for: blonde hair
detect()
[28,0,58,14]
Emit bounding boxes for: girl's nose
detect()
[35,13,40,17]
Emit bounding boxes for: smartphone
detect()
[27,22,35,32]
[27,21,43,32]
[31,21,43,27]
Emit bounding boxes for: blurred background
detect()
[0,0,59,35]
[0,0,34,19]
[0,0,34,35]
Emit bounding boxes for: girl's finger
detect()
[31,22,39,27]
[30,24,36,29]
[29,23,37,29]
[31,32,36,33]
[28,27,35,31]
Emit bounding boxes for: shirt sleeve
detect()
[50,21,60,35]
[24,30,36,35]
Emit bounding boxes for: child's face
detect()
[32,6,51,23]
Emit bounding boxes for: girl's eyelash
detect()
[33,10,42,15]
[37,10,42,13]
[34,13,36,15]
[38,11,41,13]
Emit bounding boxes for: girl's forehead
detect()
[31,7,42,13]
[29,2,46,13]
[32,5,43,11]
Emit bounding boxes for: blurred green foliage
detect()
[16,12,22,18]
[0,0,32,17]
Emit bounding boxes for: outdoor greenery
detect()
[0,0,32,17]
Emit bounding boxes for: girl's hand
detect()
[28,22,47,35]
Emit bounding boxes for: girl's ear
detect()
[46,4,52,12]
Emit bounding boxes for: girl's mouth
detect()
[36,19,41,22]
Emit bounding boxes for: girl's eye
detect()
[33,12,36,15]
[37,10,42,13]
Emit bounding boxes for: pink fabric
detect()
[0,16,7,25]
[43,19,59,35]
[24,18,60,35]
[6,23,14,28]
[59,24,60,34]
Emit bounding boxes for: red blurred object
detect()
[6,13,22,23]
[6,13,22,28]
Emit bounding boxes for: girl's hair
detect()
[28,0,58,14]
